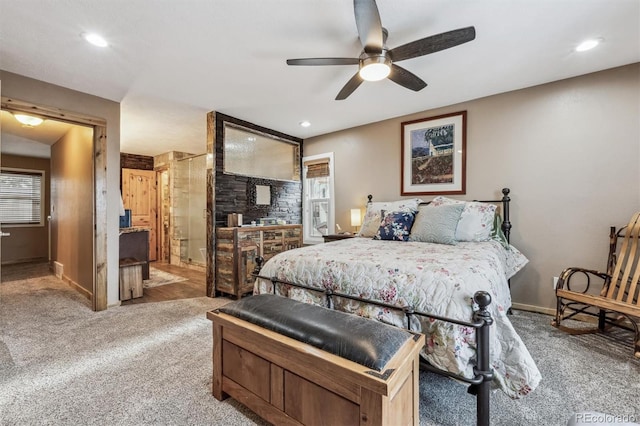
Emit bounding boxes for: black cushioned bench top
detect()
[217,294,414,372]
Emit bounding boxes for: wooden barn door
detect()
[122,168,157,261]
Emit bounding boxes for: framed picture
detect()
[401,110,467,195]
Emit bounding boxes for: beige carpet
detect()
[0,266,267,425]
[1,265,639,425]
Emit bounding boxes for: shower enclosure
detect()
[175,154,207,267]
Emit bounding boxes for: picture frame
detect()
[401,110,467,195]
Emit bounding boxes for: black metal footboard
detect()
[253,268,494,426]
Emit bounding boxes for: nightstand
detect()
[323,233,356,243]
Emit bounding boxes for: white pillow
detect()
[409,203,464,245]
[430,196,496,242]
[358,198,422,238]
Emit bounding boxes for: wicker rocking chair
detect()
[552,212,640,358]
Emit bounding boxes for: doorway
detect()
[157,168,170,263]
[122,167,158,262]
[1,97,108,311]
[175,154,207,267]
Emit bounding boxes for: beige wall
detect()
[304,63,640,312]
[1,70,121,306]
[0,154,51,264]
[51,127,94,293]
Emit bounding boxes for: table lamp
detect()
[350,208,362,233]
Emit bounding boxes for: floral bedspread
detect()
[253,237,541,398]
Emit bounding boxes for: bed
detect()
[253,188,541,420]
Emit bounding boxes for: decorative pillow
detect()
[358,210,383,237]
[409,203,464,245]
[358,198,421,238]
[374,210,416,241]
[431,196,497,242]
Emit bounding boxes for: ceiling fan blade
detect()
[389,26,476,62]
[354,0,384,53]
[286,58,360,66]
[388,64,427,92]
[336,72,364,100]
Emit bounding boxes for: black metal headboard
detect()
[366,187,512,243]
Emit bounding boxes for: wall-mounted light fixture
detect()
[350,208,362,233]
[13,113,44,127]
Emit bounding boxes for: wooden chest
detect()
[215,224,302,298]
[207,306,424,426]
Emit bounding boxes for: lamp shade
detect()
[350,209,362,227]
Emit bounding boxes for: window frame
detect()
[302,152,335,245]
[0,167,46,228]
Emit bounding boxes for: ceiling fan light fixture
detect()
[359,56,391,82]
[13,113,44,127]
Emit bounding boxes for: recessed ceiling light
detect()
[575,38,601,52]
[82,32,109,47]
[299,121,311,128]
[13,113,44,127]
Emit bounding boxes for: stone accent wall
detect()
[214,113,303,227]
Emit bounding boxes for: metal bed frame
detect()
[254,270,494,425]
[253,187,514,426]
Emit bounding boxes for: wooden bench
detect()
[553,212,640,358]
[207,294,425,426]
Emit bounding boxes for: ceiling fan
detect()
[286,0,476,100]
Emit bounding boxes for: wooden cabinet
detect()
[215,225,302,298]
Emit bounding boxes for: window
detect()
[0,168,45,226]
[303,153,335,244]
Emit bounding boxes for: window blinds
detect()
[0,170,43,225]
[304,159,330,178]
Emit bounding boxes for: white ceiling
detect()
[0,0,638,157]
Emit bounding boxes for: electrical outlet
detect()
[553,276,559,289]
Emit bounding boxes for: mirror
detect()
[223,123,300,181]
[255,185,271,205]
